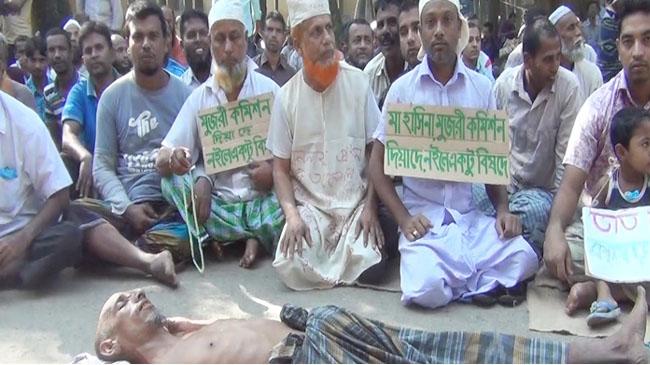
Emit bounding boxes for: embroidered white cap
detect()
[209,0,246,30]
[287,0,330,29]
[548,5,573,26]
[63,19,81,32]
[418,0,470,56]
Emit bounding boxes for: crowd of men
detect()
[2,0,650,347]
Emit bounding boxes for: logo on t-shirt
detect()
[129,110,159,138]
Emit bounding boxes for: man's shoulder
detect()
[102,72,133,99]
[2,92,46,135]
[363,53,384,75]
[583,71,622,108]
[249,69,281,94]
[556,66,581,90]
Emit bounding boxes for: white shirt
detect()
[180,68,204,90]
[163,62,279,203]
[573,59,604,100]
[0,92,72,237]
[373,59,495,227]
[77,0,124,31]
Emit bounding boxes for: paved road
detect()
[0,254,564,363]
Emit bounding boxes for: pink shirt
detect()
[563,70,650,195]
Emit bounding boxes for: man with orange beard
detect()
[267,0,384,290]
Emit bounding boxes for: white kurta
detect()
[374,60,539,308]
[267,62,382,290]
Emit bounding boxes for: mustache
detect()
[379,32,398,45]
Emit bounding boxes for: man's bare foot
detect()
[566,281,597,315]
[239,238,260,269]
[149,251,178,288]
[210,241,224,259]
[605,286,648,363]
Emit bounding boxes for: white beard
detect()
[562,40,586,63]
[213,59,247,93]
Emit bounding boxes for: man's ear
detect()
[99,338,120,359]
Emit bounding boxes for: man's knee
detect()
[402,274,452,309]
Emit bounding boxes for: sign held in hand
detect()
[197,93,273,175]
[583,206,650,283]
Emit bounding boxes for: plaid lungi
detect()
[270,304,567,364]
[161,174,285,254]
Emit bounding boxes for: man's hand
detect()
[543,227,574,284]
[355,204,384,251]
[193,178,212,225]
[495,211,522,239]
[77,154,94,198]
[279,213,312,258]
[248,161,273,192]
[170,147,192,176]
[399,214,432,242]
[0,230,30,270]
[124,203,159,234]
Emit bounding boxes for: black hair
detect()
[265,10,287,31]
[616,0,650,33]
[524,8,547,27]
[342,18,371,44]
[25,36,47,58]
[125,0,168,39]
[45,27,72,50]
[483,21,494,32]
[179,9,208,38]
[78,21,113,50]
[400,0,419,13]
[522,18,559,57]
[14,35,29,44]
[374,0,402,14]
[610,107,650,153]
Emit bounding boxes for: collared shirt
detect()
[373,58,494,227]
[564,70,650,196]
[0,91,72,237]
[364,52,407,107]
[163,63,279,203]
[26,74,54,121]
[44,72,80,127]
[61,70,119,153]
[165,57,187,77]
[78,0,123,31]
[180,67,212,90]
[253,52,297,87]
[493,65,581,193]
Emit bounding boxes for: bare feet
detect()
[149,251,178,288]
[239,238,260,269]
[606,286,648,363]
[210,241,224,259]
[566,281,597,315]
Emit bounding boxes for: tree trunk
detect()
[329,0,343,44]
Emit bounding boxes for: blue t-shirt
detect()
[61,77,98,152]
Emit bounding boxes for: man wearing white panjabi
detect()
[369,0,539,309]
[267,0,384,290]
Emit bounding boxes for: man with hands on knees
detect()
[156,0,284,269]
[369,0,538,309]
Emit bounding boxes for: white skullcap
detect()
[549,5,573,25]
[418,0,469,55]
[63,19,81,31]
[209,0,245,30]
[287,0,330,29]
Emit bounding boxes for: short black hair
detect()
[25,36,47,58]
[522,18,559,57]
[524,8,547,27]
[611,107,650,152]
[179,9,208,38]
[468,22,480,31]
[125,0,168,39]
[45,27,72,50]
[78,21,113,50]
[400,0,418,14]
[374,0,401,14]
[265,10,286,31]
[616,0,650,33]
[342,18,371,44]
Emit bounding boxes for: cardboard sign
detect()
[383,103,510,185]
[197,93,273,175]
[583,206,650,283]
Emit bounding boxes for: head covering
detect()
[418,0,470,55]
[209,0,245,30]
[548,5,574,26]
[287,0,330,29]
[63,19,81,32]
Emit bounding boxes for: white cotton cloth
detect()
[63,19,81,32]
[549,5,573,25]
[209,0,245,30]
[287,0,330,29]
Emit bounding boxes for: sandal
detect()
[587,300,621,328]
[497,283,527,307]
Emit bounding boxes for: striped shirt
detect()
[44,72,80,126]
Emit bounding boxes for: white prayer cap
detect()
[418,0,469,55]
[287,0,330,29]
[209,0,245,31]
[548,5,574,25]
[63,19,81,32]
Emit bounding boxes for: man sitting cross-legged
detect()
[94,287,649,363]
[156,0,284,269]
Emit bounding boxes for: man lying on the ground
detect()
[94,286,649,363]
[0,90,176,289]
[156,0,284,269]
[89,1,193,261]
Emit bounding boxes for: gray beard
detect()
[214,59,248,93]
[562,41,586,63]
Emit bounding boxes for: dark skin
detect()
[375,4,404,83]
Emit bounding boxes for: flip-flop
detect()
[587,300,621,328]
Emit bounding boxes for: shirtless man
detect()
[95,287,649,363]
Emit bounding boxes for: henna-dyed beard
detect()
[214,59,247,94]
[303,52,341,90]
